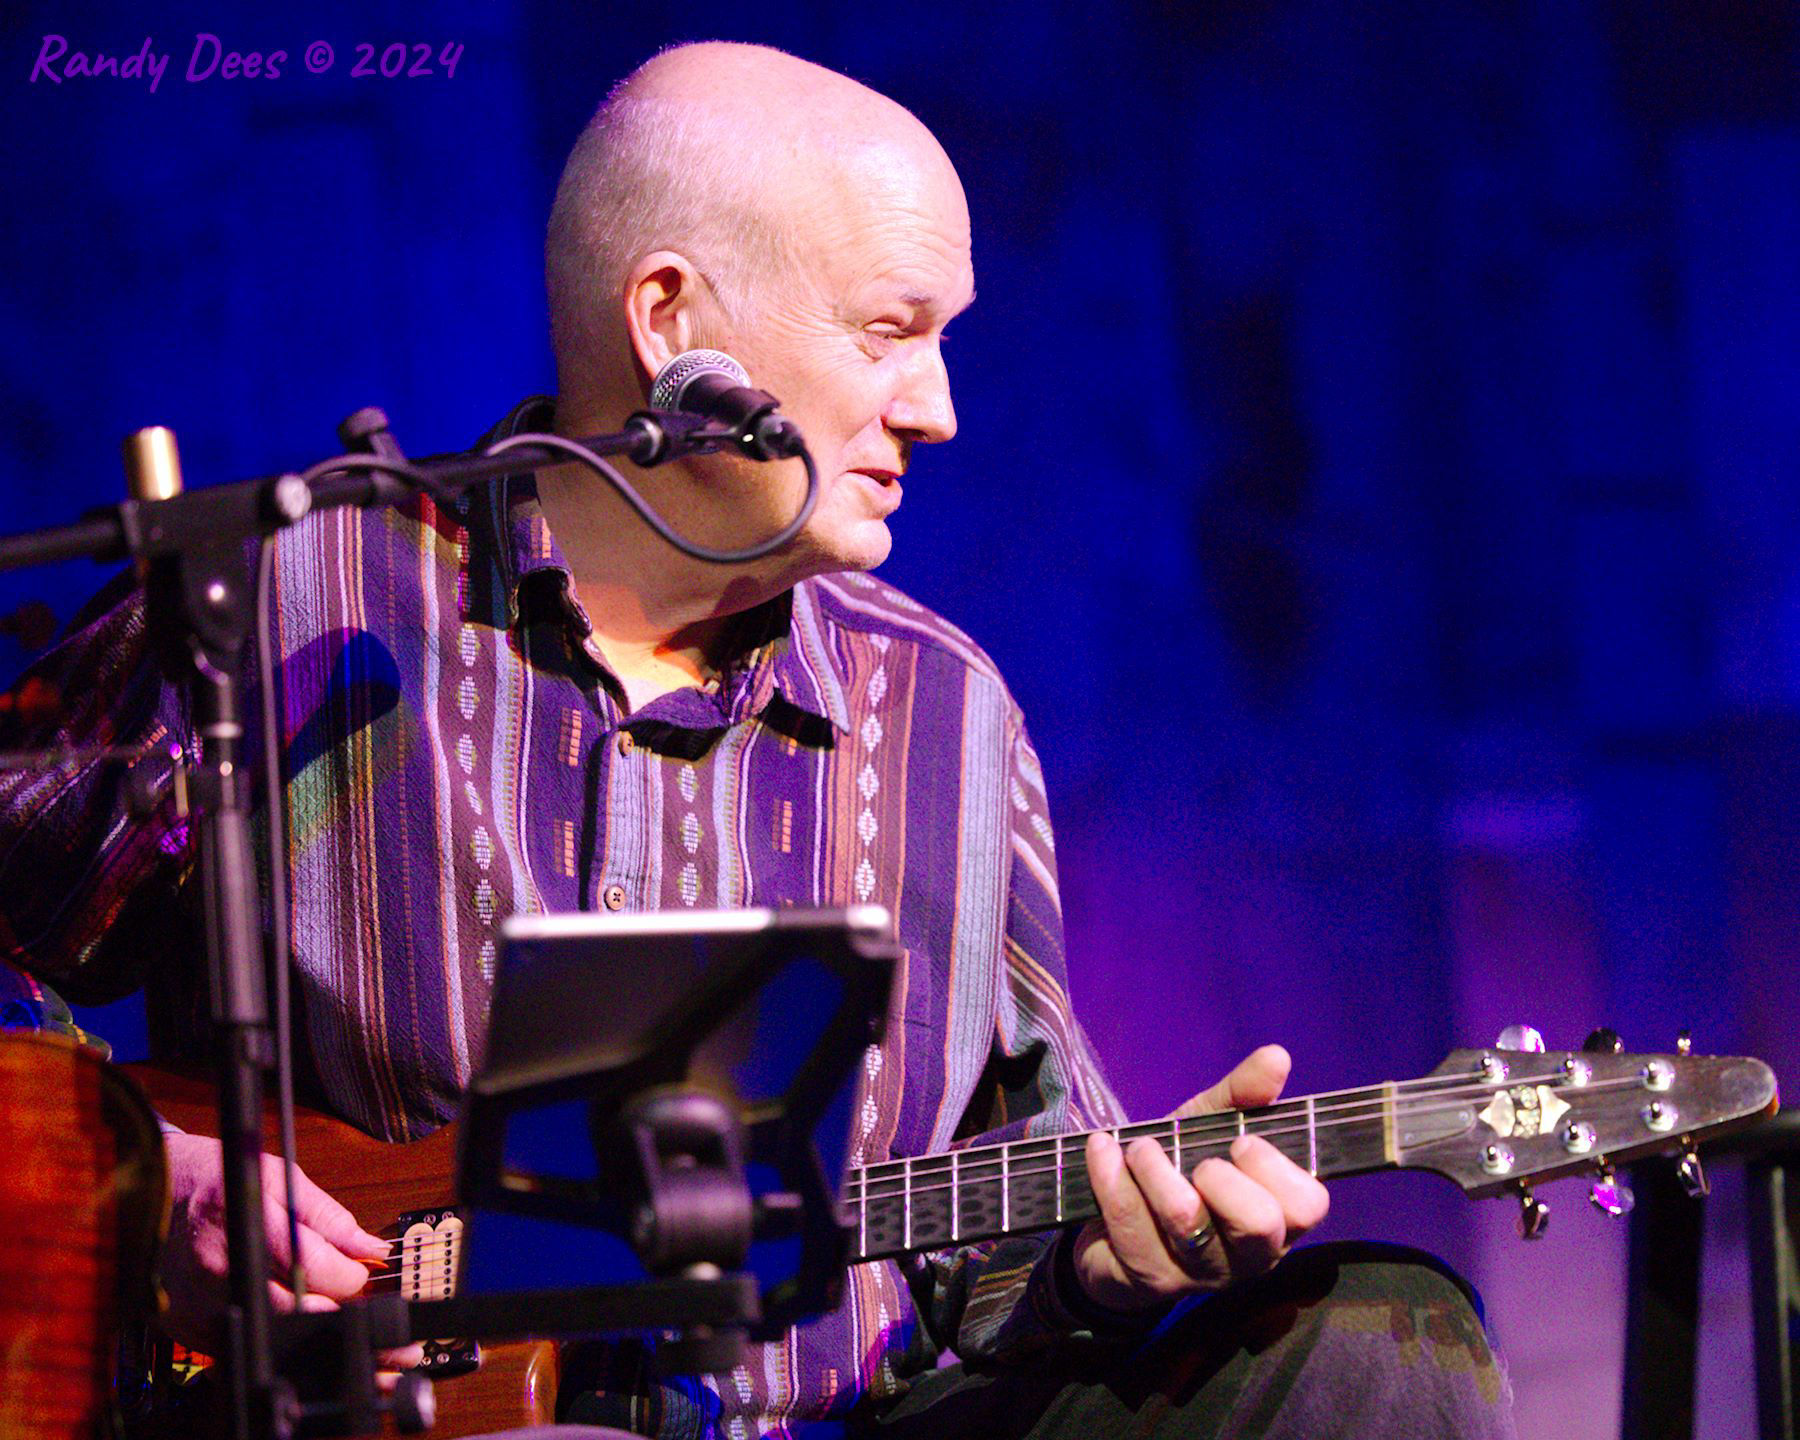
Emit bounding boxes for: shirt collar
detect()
[481,395,852,735]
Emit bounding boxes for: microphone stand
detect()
[0,405,774,1439]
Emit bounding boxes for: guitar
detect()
[129,1038,1778,1438]
[0,1032,166,1440]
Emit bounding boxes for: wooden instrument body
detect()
[1,1032,167,1440]
[130,1065,557,1439]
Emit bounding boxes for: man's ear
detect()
[621,251,721,387]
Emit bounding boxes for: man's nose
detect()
[886,343,957,444]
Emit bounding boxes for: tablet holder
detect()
[441,908,898,1375]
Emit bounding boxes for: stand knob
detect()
[390,1371,435,1435]
[1583,1027,1624,1055]
[338,406,396,451]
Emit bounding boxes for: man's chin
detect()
[797,519,892,577]
[837,520,894,573]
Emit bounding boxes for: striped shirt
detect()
[0,397,1127,1437]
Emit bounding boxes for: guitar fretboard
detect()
[842,1083,1406,1263]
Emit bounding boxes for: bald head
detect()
[545,42,962,401]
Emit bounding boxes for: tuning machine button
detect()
[1676,1030,1693,1057]
[1515,1184,1550,1240]
[1677,1146,1709,1198]
[1583,1028,1624,1055]
[1561,1120,1597,1155]
[1589,1164,1635,1218]
[1495,1024,1545,1053]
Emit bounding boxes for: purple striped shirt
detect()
[0,397,1126,1437]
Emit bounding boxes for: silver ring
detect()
[1178,1220,1216,1254]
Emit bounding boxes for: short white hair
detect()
[545,79,796,392]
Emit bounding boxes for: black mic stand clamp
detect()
[609,1089,756,1376]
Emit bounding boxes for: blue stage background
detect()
[3,3,1797,1434]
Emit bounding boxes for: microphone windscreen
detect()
[649,349,751,411]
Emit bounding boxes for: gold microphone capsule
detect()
[121,425,183,502]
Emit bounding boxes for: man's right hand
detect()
[160,1132,425,1368]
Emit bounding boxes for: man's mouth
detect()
[850,468,901,487]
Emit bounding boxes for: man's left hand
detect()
[1071,1044,1330,1313]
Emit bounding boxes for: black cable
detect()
[255,535,306,1305]
[486,431,820,564]
[297,429,817,565]
[298,452,446,502]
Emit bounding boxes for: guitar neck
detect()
[844,1084,1398,1263]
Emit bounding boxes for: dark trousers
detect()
[848,1243,1516,1440]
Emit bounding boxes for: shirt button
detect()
[602,884,627,911]
[617,730,636,757]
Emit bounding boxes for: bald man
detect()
[0,41,1513,1440]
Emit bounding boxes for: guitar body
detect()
[0,1032,166,1440]
[128,1065,557,1439]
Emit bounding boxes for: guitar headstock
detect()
[1396,1029,1777,1233]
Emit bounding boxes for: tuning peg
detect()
[1588,1164,1635,1218]
[1515,1184,1551,1240]
[1676,1030,1693,1057]
[1583,1028,1624,1055]
[1677,1146,1709,1198]
[1495,1024,1545,1053]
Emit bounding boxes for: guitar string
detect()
[357,1065,1674,1257]
[361,1074,1657,1264]
[848,1066,1616,1188]
[846,1068,1637,1192]
[852,1077,1658,1202]
[845,1074,1655,1202]
[366,1072,1664,1253]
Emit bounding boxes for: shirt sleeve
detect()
[909,705,1155,1362]
[0,570,196,1004]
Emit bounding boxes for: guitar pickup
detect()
[390,1206,480,1379]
